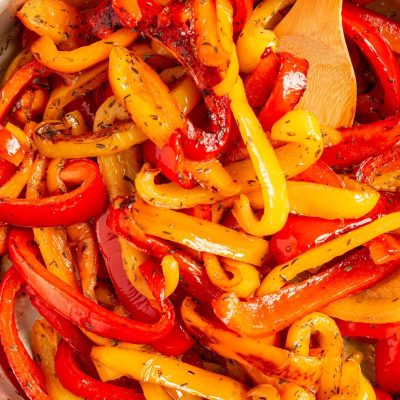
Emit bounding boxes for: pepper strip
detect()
[55,341,145,400]
[17,0,83,49]
[111,196,269,266]
[181,298,322,386]
[203,254,260,298]
[236,0,287,73]
[0,267,49,399]
[229,77,289,236]
[44,62,108,120]
[9,228,175,343]
[342,2,400,116]
[31,320,82,400]
[286,313,343,400]
[91,346,248,400]
[0,60,50,123]
[109,47,185,148]
[213,248,400,336]
[259,210,400,295]
[31,29,137,73]
[0,159,107,227]
[33,121,146,158]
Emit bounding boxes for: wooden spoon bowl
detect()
[274,0,357,128]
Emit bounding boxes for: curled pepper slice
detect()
[0,267,49,400]
[31,29,138,73]
[0,159,107,227]
[0,60,50,123]
[9,228,175,343]
[55,341,145,400]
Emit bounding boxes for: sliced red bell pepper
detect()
[0,158,17,186]
[86,0,122,39]
[9,228,175,344]
[148,4,232,161]
[97,211,195,356]
[0,267,49,399]
[55,341,145,400]
[292,160,345,188]
[63,95,97,128]
[143,134,196,189]
[356,143,400,184]
[321,115,400,168]
[0,159,108,227]
[0,61,51,123]
[213,248,400,336]
[244,49,279,109]
[374,388,393,400]
[183,204,212,221]
[230,0,253,35]
[344,2,400,54]
[111,0,162,29]
[269,191,400,264]
[107,201,223,303]
[258,52,309,131]
[376,334,400,393]
[367,233,400,264]
[336,319,400,340]
[342,2,400,116]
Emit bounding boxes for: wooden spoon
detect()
[274,0,356,128]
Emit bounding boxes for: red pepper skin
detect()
[0,159,108,227]
[108,200,223,303]
[270,192,400,264]
[374,388,393,400]
[148,4,232,161]
[0,61,51,123]
[0,158,17,186]
[143,134,196,189]
[230,0,253,35]
[183,204,212,221]
[342,3,400,116]
[376,335,400,393]
[356,144,400,184]
[63,95,97,128]
[213,248,400,335]
[244,49,279,109]
[112,0,162,29]
[0,267,49,400]
[293,160,344,188]
[258,52,308,131]
[96,211,160,322]
[55,341,145,400]
[98,212,195,356]
[345,2,400,54]
[321,115,400,168]
[9,228,176,343]
[26,287,98,377]
[86,0,122,39]
[336,319,400,340]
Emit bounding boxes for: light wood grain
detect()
[275,0,356,128]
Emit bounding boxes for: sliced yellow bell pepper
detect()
[0,152,34,199]
[91,346,248,400]
[229,77,289,237]
[31,320,83,400]
[34,120,146,158]
[192,0,229,67]
[286,312,343,400]
[109,47,185,148]
[17,0,82,49]
[258,211,400,295]
[203,253,260,298]
[141,383,173,400]
[181,298,322,386]
[170,76,201,115]
[161,254,179,298]
[44,62,108,120]
[236,0,287,73]
[126,196,268,266]
[31,29,138,73]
